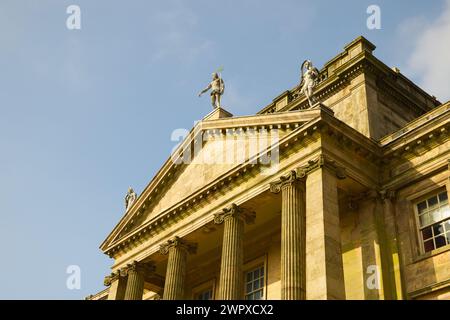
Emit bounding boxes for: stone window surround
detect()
[405,176,450,261]
[413,189,450,253]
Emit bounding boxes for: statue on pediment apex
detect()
[198,71,225,109]
[125,187,137,211]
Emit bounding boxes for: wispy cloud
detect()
[400,0,450,101]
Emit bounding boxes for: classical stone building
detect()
[89,36,450,300]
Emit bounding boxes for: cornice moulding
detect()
[99,108,323,251]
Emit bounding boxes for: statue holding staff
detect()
[198,71,225,109]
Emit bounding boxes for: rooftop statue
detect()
[198,72,225,109]
[125,187,137,211]
[300,60,320,108]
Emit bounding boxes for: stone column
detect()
[270,170,306,300]
[160,237,197,300]
[122,261,154,300]
[104,271,127,300]
[302,155,346,300]
[214,203,255,300]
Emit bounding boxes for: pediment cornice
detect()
[100,106,330,253]
[101,105,386,258]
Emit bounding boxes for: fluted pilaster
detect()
[214,203,255,300]
[270,170,306,300]
[160,237,197,300]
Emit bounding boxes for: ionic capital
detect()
[213,203,256,225]
[269,170,305,194]
[159,236,198,255]
[119,260,155,278]
[296,155,346,180]
[104,270,122,286]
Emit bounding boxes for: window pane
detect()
[422,227,433,240]
[441,206,450,220]
[247,272,252,282]
[260,278,264,288]
[439,192,448,204]
[254,291,261,300]
[246,283,252,293]
[435,235,446,249]
[417,201,427,214]
[428,196,439,210]
[424,239,435,252]
[433,223,445,236]
[432,210,442,223]
[420,213,431,226]
[444,220,450,232]
[253,269,259,279]
[446,232,450,245]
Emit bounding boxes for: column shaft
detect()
[163,246,188,300]
[124,269,144,300]
[218,215,245,300]
[281,180,306,299]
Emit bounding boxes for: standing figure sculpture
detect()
[300,60,319,108]
[198,72,225,109]
[125,187,137,211]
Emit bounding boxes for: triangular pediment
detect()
[100,108,323,251]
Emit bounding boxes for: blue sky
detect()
[0,0,449,299]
